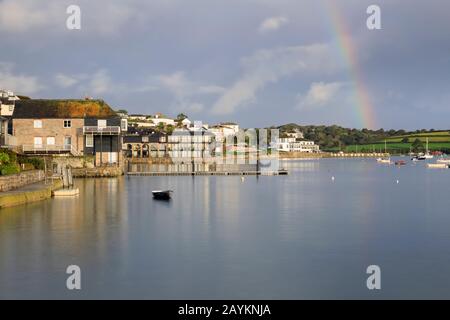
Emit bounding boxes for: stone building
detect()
[9,99,126,166]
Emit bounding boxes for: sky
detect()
[1,0,450,130]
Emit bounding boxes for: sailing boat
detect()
[377,140,391,164]
[423,138,434,159]
[412,138,433,160]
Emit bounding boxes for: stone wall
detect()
[51,156,95,169]
[0,170,45,192]
[0,180,63,208]
[72,166,123,178]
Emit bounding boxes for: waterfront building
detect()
[123,132,168,158]
[276,137,320,153]
[167,128,214,161]
[7,99,125,166]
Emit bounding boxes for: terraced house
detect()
[8,99,127,166]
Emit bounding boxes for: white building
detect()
[0,90,19,116]
[134,121,156,128]
[168,127,214,159]
[285,129,304,140]
[151,113,176,126]
[128,114,148,121]
[181,118,191,127]
[277,137,320,153]
[209,123,240,140]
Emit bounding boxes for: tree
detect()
[166,124,174,135]
[155,122,165,132]
[401,137,409,143]
[176,113,188,121]
[412,138,424,152]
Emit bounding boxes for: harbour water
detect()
[1,158,450,299]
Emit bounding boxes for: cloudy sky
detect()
[0,0,449,130]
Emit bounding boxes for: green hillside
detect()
[330,131,450,154]
[277,124,450,154]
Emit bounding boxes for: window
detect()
[86,135,94,147]
[34,137,42,147]
[8,105,13,112]
[46,137,55,145]
[121,119,128,132]
[64,120,71,128]
[34,120,42,128]
[64,136,72,149]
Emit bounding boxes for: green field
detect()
[326,131,450,154]
[384,131,450,143]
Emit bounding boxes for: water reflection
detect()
[2,159,450,298]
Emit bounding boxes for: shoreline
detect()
[0,179,63,209]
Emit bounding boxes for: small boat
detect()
[412,154,432,161]
[377,157,391,164]
[395,160,406,166]
[427,163,448,169]
[152,190,173,200]
[437,158,450,164]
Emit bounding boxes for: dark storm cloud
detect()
[0,0,449,129]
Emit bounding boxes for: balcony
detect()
[83,126,121,135]
[22,144,80,156]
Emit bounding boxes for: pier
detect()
[127,170,288,176]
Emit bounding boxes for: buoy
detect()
[331,176,335,181]
[241,177,245,182]
[396,180,399,184]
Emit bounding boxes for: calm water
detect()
[2,158,450,299]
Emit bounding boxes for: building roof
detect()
[13,99,117,119]
[123,132,166,143]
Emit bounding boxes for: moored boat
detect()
[377,157,391,164]
[427,163,448,169]
[152,190,173,200]
[395,160,406,166]
[437,158,450,164]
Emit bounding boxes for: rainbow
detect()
[325,1,377,129]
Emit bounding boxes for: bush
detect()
[21,163,35,171]
[18,156,45,170]
[26,157,45,170]
[1,163,20,175]
[0,152,10,166]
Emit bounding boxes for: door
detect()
[64,136,72,150]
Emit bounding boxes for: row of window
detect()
[32,136,94,148]
[33,120,71,128]
[32,119,128,131]
[33,136,71,146]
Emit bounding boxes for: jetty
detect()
[127,170,288,176]
[0,180,63,208]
